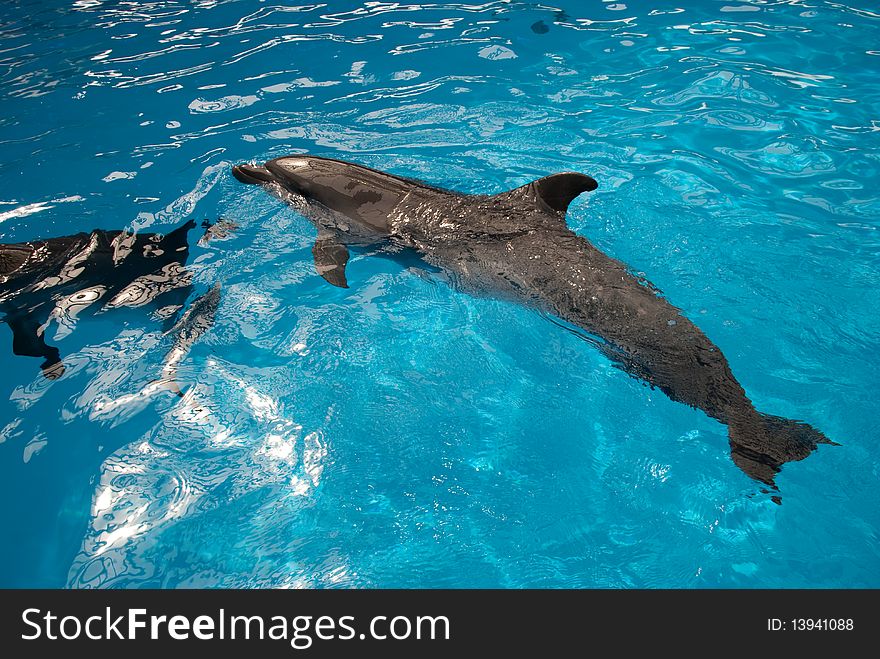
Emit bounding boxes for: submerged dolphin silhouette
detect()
[233,155,835,493]
[159,281,221,398]
[0,219,231,382]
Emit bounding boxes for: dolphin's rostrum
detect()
[234,155,836,495]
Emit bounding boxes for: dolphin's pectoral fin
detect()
[6,312,64,379]
[312,234,350,289]
[503,172,598,216]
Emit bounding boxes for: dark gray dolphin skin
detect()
[233,155,835,493]
[159,281,222,397]
[0,219,224,379]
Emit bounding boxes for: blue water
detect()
[1,0,878,589]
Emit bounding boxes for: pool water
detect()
[1,0,878,588]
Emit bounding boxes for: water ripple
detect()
[0,0,878,589]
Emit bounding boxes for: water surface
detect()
[1,0,878,588]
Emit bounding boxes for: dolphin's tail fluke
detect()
[728,412,837,495]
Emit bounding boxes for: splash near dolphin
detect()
[233,155,836,495]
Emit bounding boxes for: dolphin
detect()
[232,155,836,493]
[0,219,228,378]
[91,281,222,419]
[157,281,221,397]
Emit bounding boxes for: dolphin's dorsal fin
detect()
[502,172,598,216]
[312,232,350,289]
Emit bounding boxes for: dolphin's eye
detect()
[70,287,104,303]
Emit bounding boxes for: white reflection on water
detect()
[68,356,329,588]
[0,196,84,224]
